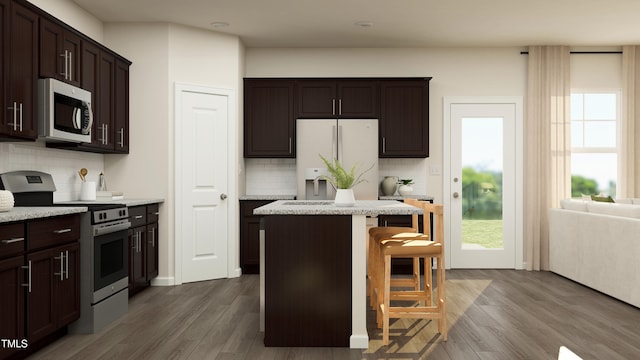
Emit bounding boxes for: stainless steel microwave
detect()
[38,78,93,143]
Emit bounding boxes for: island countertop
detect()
[253,199,422,216]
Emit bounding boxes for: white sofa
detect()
[549,199,640,308]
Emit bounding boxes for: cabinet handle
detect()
[117,128,125,147]
[54,252,65,280]
[382,137,386,154]
[60,51,68,79]
[65,250,69,280]
[339,99,342,115]
[22,261,32,293]
[133,232,138,252]
[332,99,336,116]
[289,137,292,154]
[100,123,109,145]
[135,215,143,219]
[7,102,22,131]
[8,102,17,131]
[1,237,25,244]
[69,52,73,82]
[153,212,160,216]
[137,232,142,253]
[148,228,155,247]
[53,228,72,234]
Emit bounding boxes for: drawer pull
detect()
[53,228,72,234]
[135,215,143,219]
[1,237,25,244]
[153,212,160,216]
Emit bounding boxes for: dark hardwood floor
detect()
[27,270,640,360]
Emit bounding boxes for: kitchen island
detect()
[254,200,422,349]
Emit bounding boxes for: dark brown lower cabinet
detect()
[264,215,351,347]
[240,200,273,274]
[128,204,160,296]
[0,214,80,360]
[27,242,80,343]
[128,225,147,295]
[0,256,25,360]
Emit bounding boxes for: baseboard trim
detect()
[150,277,175,286]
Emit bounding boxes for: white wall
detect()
[245,47,528,202]
[101,23,244,282]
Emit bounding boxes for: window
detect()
[570,91,619,197]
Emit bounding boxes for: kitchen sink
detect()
[282,201,333,206]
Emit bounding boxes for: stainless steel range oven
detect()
[69,205,131,334]
[0,171,132,334]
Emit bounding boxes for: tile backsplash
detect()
[245,158,297,196]
[0,143,104,202]
[244,157,429,196]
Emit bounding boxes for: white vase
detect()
[334,189,355,207]
[381,176,398,196]
[398,184,414,196]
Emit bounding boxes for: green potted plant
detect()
[319,154,374,206]
[398,179,414,196]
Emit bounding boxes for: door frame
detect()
[174,83,240,285]
[443,96,524,269]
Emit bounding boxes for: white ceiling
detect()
[71,0,640,48]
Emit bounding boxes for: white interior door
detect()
[445,98,523,269]
[177,86,229,283]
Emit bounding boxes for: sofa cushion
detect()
[586,201,640,218]
[560,199,588,212]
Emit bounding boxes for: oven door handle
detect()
[94,221,132,236]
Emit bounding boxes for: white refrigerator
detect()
[296,119,379,200]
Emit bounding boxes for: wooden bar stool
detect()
[377,202,446,346]
[367,198,427,308]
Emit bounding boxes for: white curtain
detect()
[620,46,640,198]
[524,46,571,271]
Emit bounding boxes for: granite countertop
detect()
[55,198,164,207]
[253,200,423,216]
[379,195,435,201]
[0,206,88,223]
[239,195,297,201]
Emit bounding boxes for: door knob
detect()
[453,192,459,198]
[220,193,228,200]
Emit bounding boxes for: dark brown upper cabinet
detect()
[39,16,81,87]
[244,79,296,158]
[0,0,131,151]
[114,57,130,153]
[0,0,38,140]
[379,78,431,158]
[297,79,378,119]
[59,47,130,154]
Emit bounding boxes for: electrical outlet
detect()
[429,165,441,176]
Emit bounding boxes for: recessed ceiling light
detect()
[211,21,230,28]
[355,21,374,28]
